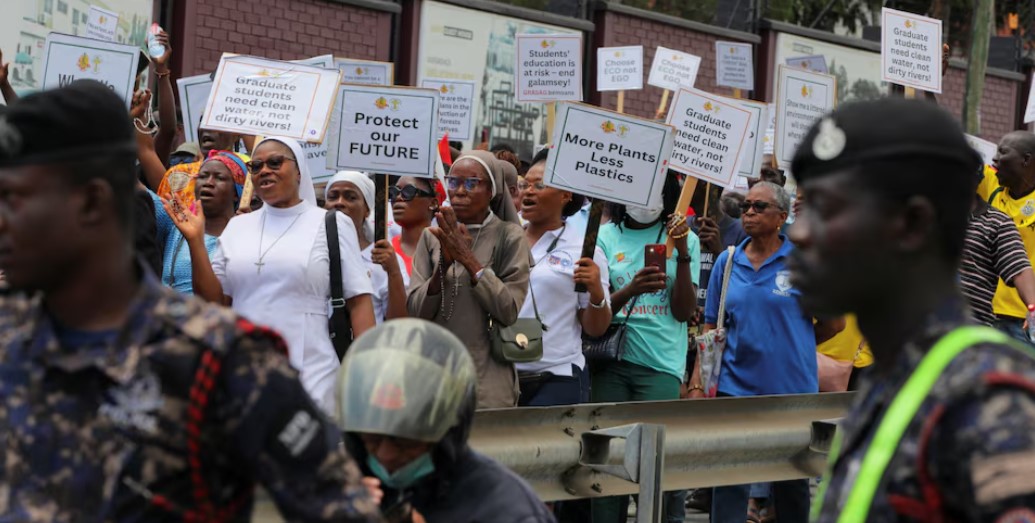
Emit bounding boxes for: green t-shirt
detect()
[597,221,701,380]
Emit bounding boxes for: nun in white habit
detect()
[183,136,376,414]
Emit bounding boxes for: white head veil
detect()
[255,136,317,207]
[325,170,375,242]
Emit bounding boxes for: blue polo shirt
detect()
[704,236,817,396]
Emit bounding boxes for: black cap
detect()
[0,80,136,167]
[791,98,981,180]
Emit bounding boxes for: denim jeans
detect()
[711,480,810,523]
[994,316,1035,347]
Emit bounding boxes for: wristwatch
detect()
[676,253,692,264]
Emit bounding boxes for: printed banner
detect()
[326,85,440,178]
[597,46,643,92]
[666,87,752,188]
[515,33,583,102]
[544,102,674,208]
[335,58,394,86]
[86,6,119,43]
[176,73,214,144]
[881,8,942,93]
[421,78,475,140]
[715,41,754,91]
[41,33,140,105]
[202,55,342,143]
[774,65,837,167]
[647,46,701,92]
[786,55,828,73]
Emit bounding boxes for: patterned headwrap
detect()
[203,150,248,197]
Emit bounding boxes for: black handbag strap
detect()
[525,224,565,326]
[614,224,665,327]
[325,210,351,361]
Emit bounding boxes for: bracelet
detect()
[676,253,692,264]
[589,296,608,309]
[154,69,171,78]
[668,229,690,240]
[688,384,704,393]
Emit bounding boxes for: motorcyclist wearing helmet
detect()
[337,319,555,523]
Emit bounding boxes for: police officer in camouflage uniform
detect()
[0,81,382,522]
[789,98,1035,521]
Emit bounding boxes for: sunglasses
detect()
[739,200,777,213]
[245,155,297,174]
[446,176,485,192]
[518,181,547,191]
[390,184,436,202]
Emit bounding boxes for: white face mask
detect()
[626,204,663,224]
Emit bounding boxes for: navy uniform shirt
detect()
[815,296,1035,521]
[0,268,381,523]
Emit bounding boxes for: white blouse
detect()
[360,243,409,324]
[212,202,373,414]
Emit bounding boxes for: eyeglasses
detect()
[446,176,484,192]
[245,155,297,174]
[390,184,436,202]
[518,181,547,191]
[739,200,777,214]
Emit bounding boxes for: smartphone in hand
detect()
[644,244,666,275]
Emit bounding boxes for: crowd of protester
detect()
[4,36,1035,523]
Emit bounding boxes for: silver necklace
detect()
[255,210,303,274]
[439,226,484,322]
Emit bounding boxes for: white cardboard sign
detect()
[647,47,702,92]
[666,88,752,188]
[290,55,336,181]
[1024,74,1035,123]
[544,103,674,208]
[733,99,769,180]
[786,55,828,73]
[335,58,394,86]
[326,85,440,178]
[715,42,754,91]
[763,102,776,156]
[965,134,997,167]
[881,8,942,93]
[41,33,140,106]
[85,6,119,43]
[202,55,342,143]
[515,34,583,102]
[420,78,475,140]
[176,73,214,144]
[596,46,643,92]
[774,65,837,167]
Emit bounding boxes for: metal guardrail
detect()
[469,393,854,503]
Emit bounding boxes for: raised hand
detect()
[154,30,172,69]
[161,195,206,243]
[130,89,152,120]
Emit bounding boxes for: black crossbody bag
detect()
[326,210,353,361]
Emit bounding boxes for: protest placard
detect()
[86,6,119,43]
[515,34,583,102]
[763,102,776,156]
[202,55,342,142]
[732,99,768,181]
[295,54,334,69]
[647,47,702,92]
[335,58,394,86]
[786,55,828,73]
[715,42,754,91]
[965,134,997,167]
[176,73,214,144]
[421,78,475,140]
[881,8,942,93]
[326,85,440,178]
[544,102,674,208]
[774,65,837,167]
[1024,76,1035,123]
[666,88,752,188]
[41,33,140,105]
[597,46,643,92]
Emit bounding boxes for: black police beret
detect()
[791,97,981,180]
[0,80,136,167]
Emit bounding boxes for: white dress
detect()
[212,202,373,414]
[360,244,409,324]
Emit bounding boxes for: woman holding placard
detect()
[169,136,377,414]
[592,171,700,523]
[516,148,612,407]
[407,150,530,409]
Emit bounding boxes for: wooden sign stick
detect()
[666,176,698,257]
[733,88,743,99]
[546,102,557,143]
[616,90,626,114]
[238,172,254,213]
[702,182,711,218]
[375,173,388,242]
[574,199,606,292]
[654,89,671,120]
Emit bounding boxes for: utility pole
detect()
[963,0,994,134]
